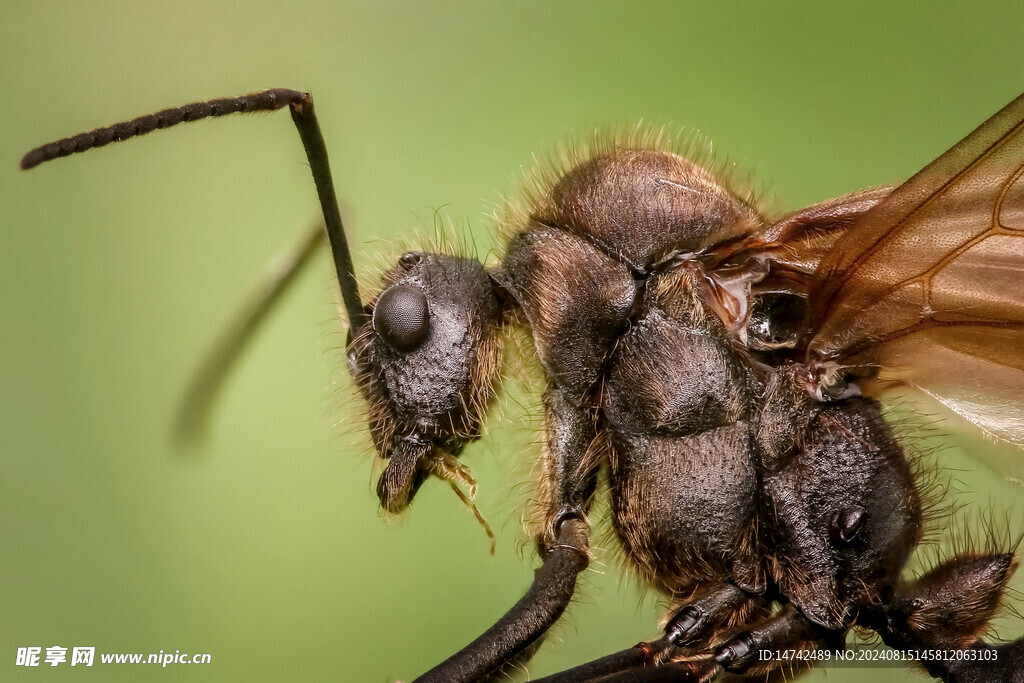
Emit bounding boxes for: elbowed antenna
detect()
[174,222,326,442]
[21,88,368,332]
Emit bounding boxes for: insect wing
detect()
[745,185,895,291]
[804,92,1024,456]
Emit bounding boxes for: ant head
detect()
[347,251,506,513]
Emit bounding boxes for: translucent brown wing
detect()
[699,186,895,339]
[744,185,896,290]
[803,92,1024,457]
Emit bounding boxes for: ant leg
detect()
[573,659,717,683]
[664,582,766,648]
[543,601,837,683]
[861,552,1022,683]
[412,518,588,683]
[534,646,719,683]
[414,388,598,683]
[712,603,842,676]
[530,641,667,682]
[533,585,769,682]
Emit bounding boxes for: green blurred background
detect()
[3,2,1024,681]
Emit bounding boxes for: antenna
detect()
[21,88,367,331]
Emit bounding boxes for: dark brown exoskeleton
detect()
[22,89,1024,682]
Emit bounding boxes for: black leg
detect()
[413,386,598,681]
[530,641,666,682]
[713,603,839,675]
[569,657,717,683]
[413,518,588,683]
[532,584,768,683]
[861,552,1023,683]
[665,582,763,648]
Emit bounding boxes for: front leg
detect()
[414,387,599,683]
[862,552,1023,683]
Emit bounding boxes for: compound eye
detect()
[372,284,430,351]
